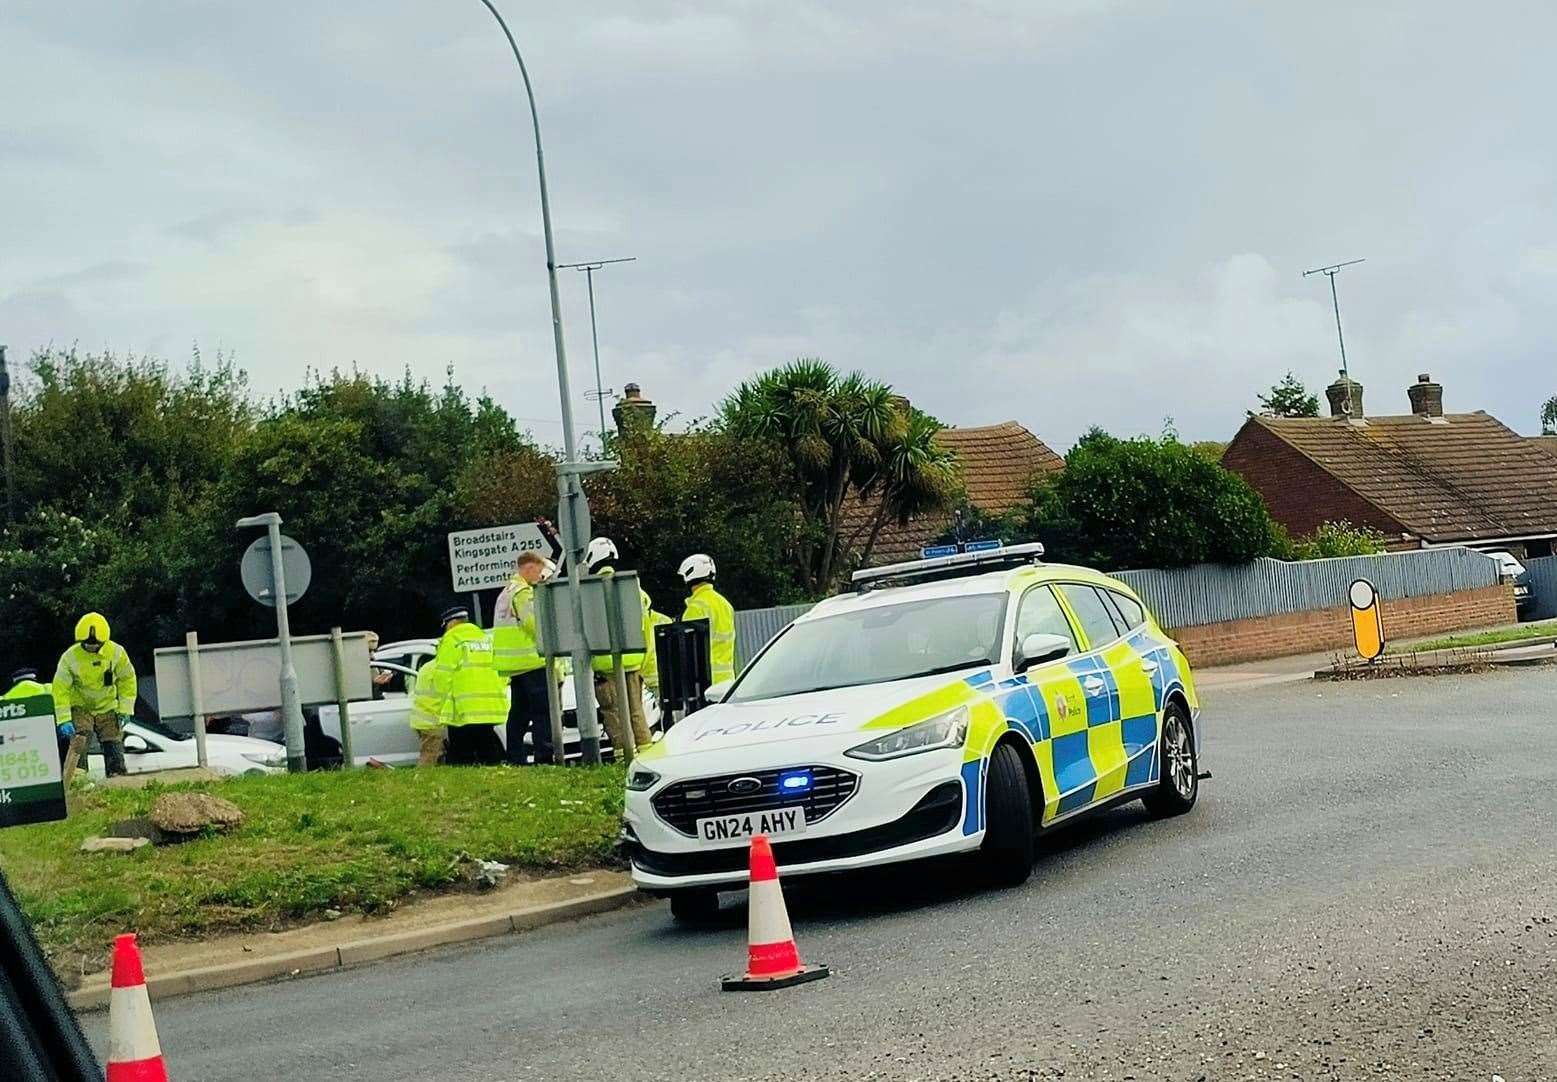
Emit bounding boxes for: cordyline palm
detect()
[849,407,963,566]
[725,359,902,590]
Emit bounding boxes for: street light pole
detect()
[235,512,307,773]
[474,0,611,762]
[0,345,14,525]
[558,257,636,446]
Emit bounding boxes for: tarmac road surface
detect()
[88,667,1557,1080]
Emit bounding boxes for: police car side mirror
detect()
[704,679,734,704]
[1016,633,1071,673]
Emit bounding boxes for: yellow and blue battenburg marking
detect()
[872,624,1190,837]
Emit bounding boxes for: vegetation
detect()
[723,359,960,591]
[1386,619,1557,655]
[1009,429,1282,571]
[1285,520,1389,560]
[0,766,625,969]
[1255,371,1320,418]
[1542,394,1557,435]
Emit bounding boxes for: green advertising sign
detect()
[0,695,66,827]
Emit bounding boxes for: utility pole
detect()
[558,257,636,446]
[1303,258,1366,414]
[0,345,13,524]
[475,0,615,763]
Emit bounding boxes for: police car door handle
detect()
[1082,676,1105,695]
[1139,659,1159,674]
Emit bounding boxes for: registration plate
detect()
[696,808,808,843]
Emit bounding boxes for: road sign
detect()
[0,695,66,828]
[447,523,561,592]
[920,544,958,558]
[963,539,1002,553]
[1349,578,1384,661]
[241,534,311,607]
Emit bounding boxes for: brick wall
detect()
[1169,584,1516,667]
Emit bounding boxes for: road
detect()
[89,668,1557,1080]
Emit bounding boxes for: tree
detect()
[1542,395,1557,435]
[1255,372,1320,418]
[723,359,905,592]
[846,408,962,566]
[1012,429,1282,570]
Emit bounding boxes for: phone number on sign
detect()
[0,748,50,784]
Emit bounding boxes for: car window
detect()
[1107,590,1146,631]
[1058,584,1123,649]
[729,592,1009,703]
[1012,585,1079,660]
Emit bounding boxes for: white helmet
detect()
[678,553,716,584]
[541,558,559,582]
[585,537,618,572]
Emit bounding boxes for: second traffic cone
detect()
[107,933,170,1082]
[721,834,829,991]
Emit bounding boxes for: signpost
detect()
[534,571,647,762]
[1349,578,1385,662]
[447,523,557,593]
[0,695,66,828]
[236,513,309,772]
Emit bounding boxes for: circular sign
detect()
[241,534,312,608]
[1348,578,1378,610]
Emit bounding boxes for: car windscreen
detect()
[134,716,191,742]
[729,592,1008,704]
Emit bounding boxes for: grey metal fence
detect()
[1522,555,1557,621]
[734,603,814,669]
[1113,548,1499,630]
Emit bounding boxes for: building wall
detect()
[1222,420,1408,541]
[1168,584,1515,667]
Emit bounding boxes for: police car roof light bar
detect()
[850,542,1045,591]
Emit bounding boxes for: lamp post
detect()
[557,257,636,444]
[0,345,14,524]
[474,0,613,762]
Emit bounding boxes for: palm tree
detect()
[725,360,910,591]
[848,407,962,567]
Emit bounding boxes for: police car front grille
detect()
[652,766,859,837]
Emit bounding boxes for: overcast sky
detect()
[4,2,1555,451]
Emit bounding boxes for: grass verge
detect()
[0,765,624,976]
[1386,619,1557,654]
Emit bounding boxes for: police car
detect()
[620,543,1204,921]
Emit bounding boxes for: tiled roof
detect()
[1531,435,1557,461]
[1248,412,1557,543]
[841,421,1063,566]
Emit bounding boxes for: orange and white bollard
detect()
[106,933,170,1081]
[721,834,830,991]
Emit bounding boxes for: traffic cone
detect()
[106,933,170,1081]
[721,834,829,991]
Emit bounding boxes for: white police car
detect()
[620,544,1204,921]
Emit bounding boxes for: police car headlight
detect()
[845,705,970,762]
[625,764,661,791]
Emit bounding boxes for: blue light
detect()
[778,770,813,793]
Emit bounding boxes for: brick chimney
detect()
[1406,372,1443,417]
[1325,374,1364,418]
[612,382,656,436]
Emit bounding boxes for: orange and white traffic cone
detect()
[721,834,830,991]
[106,933,170,1082]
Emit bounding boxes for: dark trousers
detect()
[445,724,505,766]
[505,669,555,765]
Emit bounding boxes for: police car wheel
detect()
[668,889,721,924]
[979,742,1035,886]
[1142,700,1198,818]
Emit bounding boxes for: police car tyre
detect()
[668,888,721,924]
[979,742,1035,885]
[1142,699,1197,818]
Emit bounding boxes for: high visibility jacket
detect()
[641,611,673,691]
[2,679,52,702]
[590,568,650,675]
[53,642,137,725]
[406,661,452,731]
[492,576,545,676]
[408,623,508,729]
[683,583,737,683]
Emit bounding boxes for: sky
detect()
[4,1,1556,452]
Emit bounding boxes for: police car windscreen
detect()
[729,592,1008,704]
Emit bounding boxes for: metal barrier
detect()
[1521,555,1557,621]
[734,603,815,669]
[1113,548,1499,630]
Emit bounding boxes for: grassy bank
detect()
[0,765,624,972]
[1387,619,1557,655]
